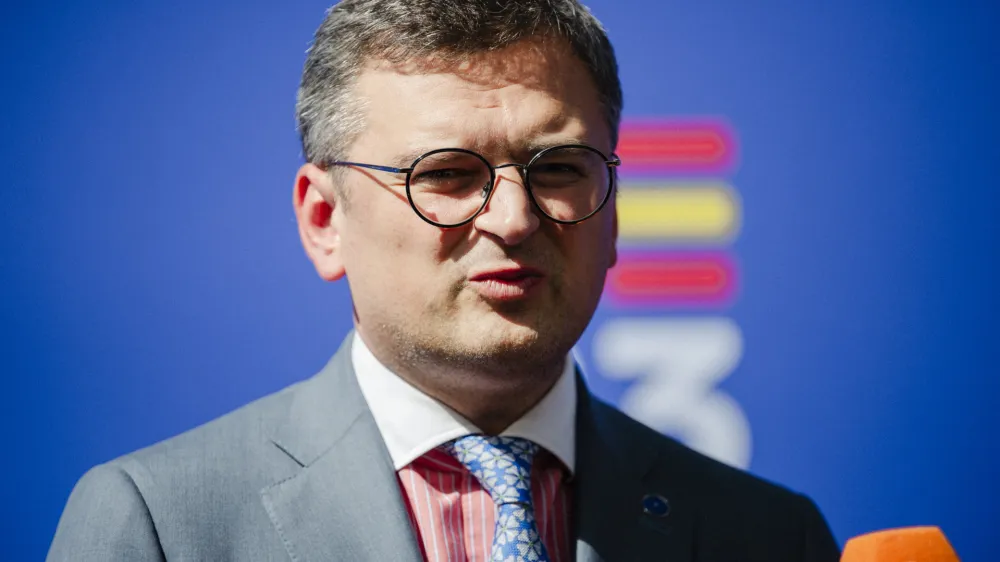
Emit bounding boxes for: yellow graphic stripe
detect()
[617,182,741,241]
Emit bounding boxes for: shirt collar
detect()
[352,332,576,473]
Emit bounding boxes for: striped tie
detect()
[445,435,551,562]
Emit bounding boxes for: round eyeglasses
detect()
[327,144,621,228]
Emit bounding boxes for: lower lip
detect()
[470,276,544,301]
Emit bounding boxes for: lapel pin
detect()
[641,494,670,518]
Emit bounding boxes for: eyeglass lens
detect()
[408,147,612,226]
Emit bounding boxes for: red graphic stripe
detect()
[606,252,738,307]
[617,119,738,175]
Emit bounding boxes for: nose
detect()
[473,166,541,246]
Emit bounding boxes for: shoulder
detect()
[49,377,313,561]
[590,394,799,500]
[85,376,311,513]
[590,397,839,559]
[114,377,308,495]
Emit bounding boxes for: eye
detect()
[532,162,585,176]
[530,161,590,188]
[410,163,489,195]
[414,167,479,181]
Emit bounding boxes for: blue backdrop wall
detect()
[3,1,998,559]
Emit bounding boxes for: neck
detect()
[360,332,567,435]
[407,362,564,435]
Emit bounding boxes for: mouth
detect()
[468,265,546,301]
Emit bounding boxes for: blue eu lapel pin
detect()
[642,494,670,518]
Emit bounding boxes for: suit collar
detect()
[260,333,423,562]
[267,334,365,467]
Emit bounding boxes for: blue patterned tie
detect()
[445,435,551,562]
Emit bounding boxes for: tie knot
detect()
[445,435,539,506]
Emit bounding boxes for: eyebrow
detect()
[388,149,430,169]
[388,137,595,168]
[518,138,591,156]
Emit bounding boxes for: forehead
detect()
[349,38,609,161]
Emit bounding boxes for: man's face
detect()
[299,39,617,371]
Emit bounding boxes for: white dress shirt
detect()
[351,332,576,473]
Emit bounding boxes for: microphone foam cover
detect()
[841,526,959,562]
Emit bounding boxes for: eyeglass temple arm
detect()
[327,161,413,174]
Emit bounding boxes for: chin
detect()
[453,312,574,362]
[458,318,538,348]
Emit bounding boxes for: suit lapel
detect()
[260,334,423,562]
[573,375,695,562]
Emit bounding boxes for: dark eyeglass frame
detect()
[326,144,622,228]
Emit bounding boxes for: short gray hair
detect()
[295,0,623,166]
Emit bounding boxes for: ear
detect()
[293,163,346,281]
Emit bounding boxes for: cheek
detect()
[344,203,465,290]
[340,200,406,284]
[559,222,615,295]
[564,218,615,265]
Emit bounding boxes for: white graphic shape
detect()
[593,317,752,468]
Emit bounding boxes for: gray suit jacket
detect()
[49,334,840,561]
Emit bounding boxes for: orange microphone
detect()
[841,526,960,562]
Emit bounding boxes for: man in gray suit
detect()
[49,1,840,560]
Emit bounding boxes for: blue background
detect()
[2,0,997,559]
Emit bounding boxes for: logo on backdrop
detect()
[593,118,751,469]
